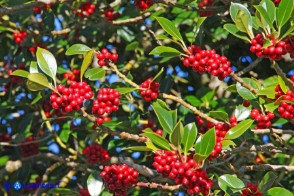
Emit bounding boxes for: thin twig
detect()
[252,128,294,135]
[223,144,293,155]
[40,108,77,155]
[240,164,294,172]
[236,58,263,76]
[109,63,219,124]
[112,12,152,25]
[109,63,140,88]
[162,93,219,124]
[272,61,294,92]
[33,162,63,196]
[136,182,181,191]
[230,72,258,94]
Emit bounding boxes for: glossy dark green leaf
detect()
[122,146,153,151]
[10,70,29,78]
[226,84,237,92]
[278,75,289,94]
[236,78,259,100]
[155,17,184,42]
[264,102,279,112]
[170,120,184,147]
[80,50,94,81]
[218,174,245,193]
[60,124,70,143]
[258,171,278,193]
[257,86,276,99]
[87,171,103,196]
[221,140,236,150]
[149,46,183,58]
[125,41,139,51]
[29,61,38,73]
[230,2,253,38]
[208,111,229,121]
[225,119,254,139]
[151,101,175,134]
[185,95,202,107]
[267,187,293,196]
[36,47,57,85]
[141,132,171,150]
[235,10,252,34]
[65,44,91,55]
[182,123,198,154]
[84,67,105,81]
[261,0,276,23]
[156,34,170,40]
[115,87,137,94]
[194,127,216,160]
[224,24,250,42]
[27,73,52,91]
[31,92,42,105]
[195,17,206,35]
[277,0,294,28]
[233,105,251,121]
[0,155,9,166]
[254,5,275,30]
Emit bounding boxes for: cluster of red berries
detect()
[273,0,281,4]
[139,78,160,101]
[195,116,214,133]
[20,136,39,157]
[104,9,120,21]
[82,143,110,164]
[13,31,27,44]
[229,116,238,127]
[284,36,294,59]
[96,48,118,66]
[153,150,178,177]
[92,88,120,125]
[33,4,51,14]
[274,77,294,119]
[42,100,68,121]
[79,188,90,196]
[134,0,154,11]
[208,123,230,160]
[277,90,294,119]
[183,45,232,80]
[63,69,80,84]
[74,2,96,17]
[250,109,275,129]
[198,0,214,17]
[153,150,213,195]
[50,82,93,113]
[100,164,139,196]
[241,182,262,196]
[250,34,287,60]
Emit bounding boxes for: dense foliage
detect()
[0,0,294,195]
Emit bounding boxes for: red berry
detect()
[101,164,138,195]
[139,78,160,101]
[83,143,110,164]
